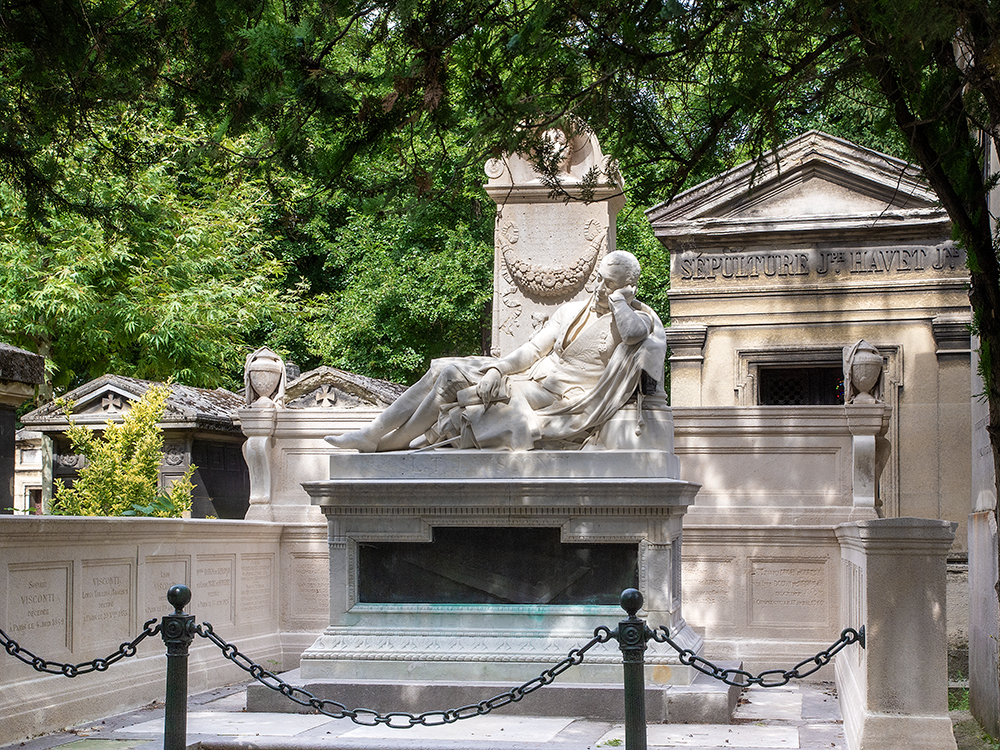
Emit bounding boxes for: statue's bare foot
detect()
[324,431,379,452]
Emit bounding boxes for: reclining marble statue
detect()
[325,250,667,452]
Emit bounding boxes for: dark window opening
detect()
[758,367,844,406]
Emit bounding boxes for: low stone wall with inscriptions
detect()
[0,517,328,746]
[682,525,843,672]
[673,405,879,671]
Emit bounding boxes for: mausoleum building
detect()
[647,131,972,552]
[21,375,250,519]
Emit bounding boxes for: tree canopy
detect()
[1,0,997,414]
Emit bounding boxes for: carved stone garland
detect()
[498,218,607,298]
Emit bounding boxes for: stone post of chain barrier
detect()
[835,518,957,750]
[161,584,196,750]
[617,588,649,750]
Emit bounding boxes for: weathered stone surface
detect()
[0,342,44,385]
[485,128,626,356]
[247,668,741,723]
[0,516,327,747]
[836,517,958,750]
[22,374,243,429]
[302,451,702,687]
[968,509,1000,738]
[284,365,406,409]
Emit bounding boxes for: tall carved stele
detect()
[485,128,626,356]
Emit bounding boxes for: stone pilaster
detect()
[835,517,957,750]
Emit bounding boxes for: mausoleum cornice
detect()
[652,208,951,248]
[666,277,970,301]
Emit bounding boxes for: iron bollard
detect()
[161,584,195,750]
[617,588,648,750]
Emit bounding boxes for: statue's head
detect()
[598,250,641,289]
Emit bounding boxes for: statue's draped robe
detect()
[423,298,666,450]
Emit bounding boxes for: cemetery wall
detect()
[674,405,872,671]
[0,517,327,746]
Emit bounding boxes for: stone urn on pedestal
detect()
[244,347,286,408]
[843,340,889,515]
[844,340,883,404]
[241,347,286,520]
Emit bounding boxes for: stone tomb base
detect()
[251,450,738,722]
[247,667,742,723]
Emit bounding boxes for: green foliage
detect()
[52,384,194,518]
[0,115,294,394]
[300,206,494,383]
[0,0,997,424]
[616,202,670,325]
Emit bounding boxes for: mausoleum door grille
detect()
[758,367,844,406]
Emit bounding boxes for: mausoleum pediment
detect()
[72,385,136,416]
[284,366,405,409]
[722,166,919,219]
[647,131,948,245]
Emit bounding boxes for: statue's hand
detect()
[609,285,636,305]
[477,368,504,407]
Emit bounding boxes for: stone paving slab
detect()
[732,688,803,721]
[1,681,846,750]
[338,716,577,742]
[118,713,337,738]
[597,724,801,748]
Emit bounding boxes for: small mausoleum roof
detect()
[21,374,244,434]
[284,366,406,409]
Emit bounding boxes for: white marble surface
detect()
[119,712,335,737]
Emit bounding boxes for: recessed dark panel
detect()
[358,527,637,605]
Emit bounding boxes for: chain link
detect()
[651,625,865,688]
[0,619,160,677]
[196,621,615,728]
[0,600,866,716]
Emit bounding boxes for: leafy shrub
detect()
[53,384,194,517]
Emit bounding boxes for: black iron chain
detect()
[651,625,866,688]
[0,619,160,677]
[196,622,615,728]
[0,603,865,705]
